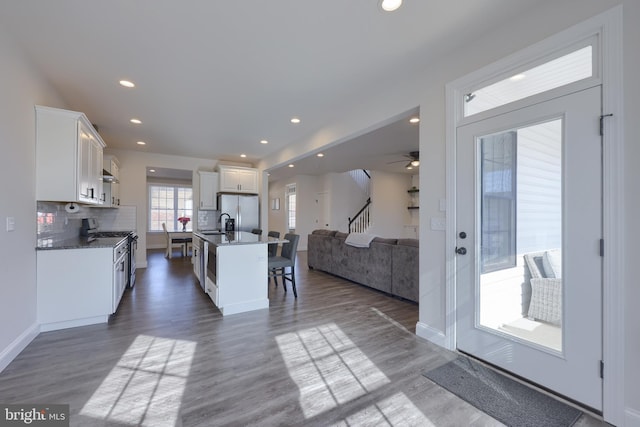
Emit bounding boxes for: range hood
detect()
[102,169,119,183]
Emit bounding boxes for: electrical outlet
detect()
[6,217,15,232]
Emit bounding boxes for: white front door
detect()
[455,86,603,410]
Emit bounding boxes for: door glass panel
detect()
[478,118,563,352]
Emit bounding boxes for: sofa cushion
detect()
[345,233,377,248]
[373,237,398,245]
[396,238,418,247]
[392,243,418,302]
[542,249,562,278]
[312,229,337,236]
[335,231,349,239]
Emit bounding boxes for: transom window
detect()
[149,184,193,232]
[464,44,593,117]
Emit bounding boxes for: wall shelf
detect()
[408,187,419,209]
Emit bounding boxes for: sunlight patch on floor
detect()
[335,392,436,427]
[79,334,196,426]
[370,307,411,334]
[276,323,390,419]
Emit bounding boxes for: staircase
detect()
[348,170,371,233]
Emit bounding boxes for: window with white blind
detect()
[148,184,193,232]
[286,184,296,231]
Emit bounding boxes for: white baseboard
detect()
[626,408,640,427]
[416,321,447,348]
[0,323,40,373]
[39,315,108,332]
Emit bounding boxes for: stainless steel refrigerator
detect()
[217,193,259,232]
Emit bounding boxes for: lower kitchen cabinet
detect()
[37,247,124,331]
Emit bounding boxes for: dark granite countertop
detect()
[194,231,285,247]
[36,236,127,250]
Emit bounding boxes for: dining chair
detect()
[268,233,300,297]
[267,231,280,257]
[162,222,192,258]
[251,228,263,236]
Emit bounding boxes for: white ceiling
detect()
[1,1,555,178]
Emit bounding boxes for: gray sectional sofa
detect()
[307,229,418,302]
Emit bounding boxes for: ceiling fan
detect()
[388,151,420,169]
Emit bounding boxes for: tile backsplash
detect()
[37,201,137,243]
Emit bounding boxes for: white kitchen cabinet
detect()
[102,155,121,207]
[218,165,258,194]
[198,171,218,210]
[37,248,114,331]
[36,105,105,204]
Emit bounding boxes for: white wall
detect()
[268,178,289,239]
[259,0,640,421]
[106,149,217,268]
[368,171,412,238]
[0,30,67,370]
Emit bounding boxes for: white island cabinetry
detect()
[196,231,269,316]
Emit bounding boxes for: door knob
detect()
[456,247,467,255]
[459,231,467,239]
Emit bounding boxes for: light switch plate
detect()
[430,217,446,231]
[6,217,15,232]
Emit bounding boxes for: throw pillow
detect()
[542,249,562,278]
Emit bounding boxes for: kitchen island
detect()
[194,231,279,316]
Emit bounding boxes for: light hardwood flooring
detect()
[0,249,607,426]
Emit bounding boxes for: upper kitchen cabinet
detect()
[218,165,258,194]
[102,155,120,207]
[199,171,218,210]
[36,105,105,205]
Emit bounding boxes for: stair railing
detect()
[348,198,371,233]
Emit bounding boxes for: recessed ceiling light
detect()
[119,80,135,88]
[136,141,146,145]
[510,73,526,81]
[380,0,402,12]
[317,153,325,157]
[149,169,156,173]
[290,117,301,124]
[240,154,247,158]
[260,139,269,144]
[409,117,420,124]
[288,164,295,168]
[130,118,142,124]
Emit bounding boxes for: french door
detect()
[455,86,603,410]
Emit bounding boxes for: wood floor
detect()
[0,249,606,426]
